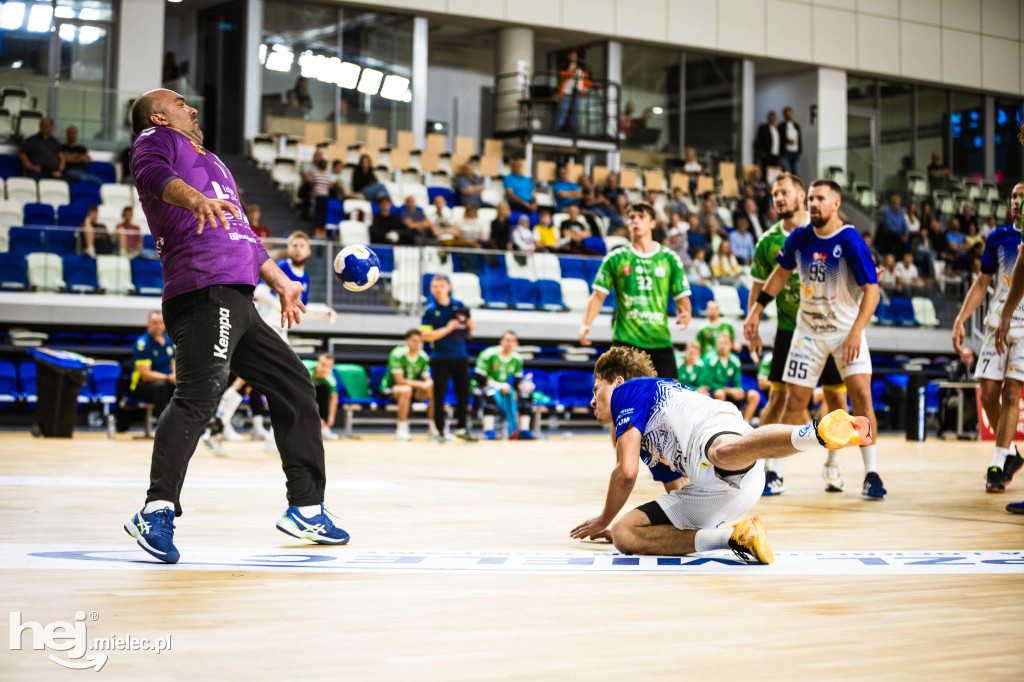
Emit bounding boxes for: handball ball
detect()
[334,245,380,292]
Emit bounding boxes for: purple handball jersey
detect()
[130,126,268,300]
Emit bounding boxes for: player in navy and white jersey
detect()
[744,179,885,499]
[569,346,870,564]
[953,182,1024,492]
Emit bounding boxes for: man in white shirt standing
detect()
[780,107,801,175]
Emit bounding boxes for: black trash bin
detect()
[905,374,928,442]
[29,348,89,438]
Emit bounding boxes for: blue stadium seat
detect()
[421,272,434,301]
[428,186,454,207]
[690,284,714,316]
[554,370,593,409]
[131,258,163,296]
[741,374,768,409]
[69,182,102,206]
[481,254,508,279]
[8,226,45,257]
[63,255,98,293]
[143,234,156,250]
[584,257,601,283]
[583,236,606,256]
[529,368,557,406]
[481,274,511,308]
[508,277,537,309]
[0,154,20,179]
[374,245,394,273]
[874,299,894,326]
[451,251,479,273]
[559,256,588,281]
[891,297,916,327]
[368,366,388,397]
[44,227,77,256]
[57,203,88,227]
[323,198,345,225]
[22,203,55,227]
[0,360,18,404]
[536,279,565,311]
[90,363,121,408]
[18,360,37,404]
[0,252,30,290]
[737,286,749,316]
[86,161,117,184]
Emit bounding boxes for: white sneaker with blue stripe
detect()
[275,504,350,544]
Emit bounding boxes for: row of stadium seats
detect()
[0,225,155,257]
[0,359,121,408]
[1,169,121,202]
[0,252,162,294]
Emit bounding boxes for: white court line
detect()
[0,476,404,491]
[0,545,1021,575]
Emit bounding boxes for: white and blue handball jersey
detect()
[776,224,877,336]
[980,224,1024,333]
[611,377,749,485]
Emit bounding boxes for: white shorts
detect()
[654,411,762,530]
[782,326,871,389]
[975,329,1024,382]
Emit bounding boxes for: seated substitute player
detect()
[744,179,884,498]
[302,353,339,441]
[474,330,534,440]
[569,346,871,564]
[381,329,436,442]
[704,333,761,422]
[677,342,708,394]
[696,300,740,356]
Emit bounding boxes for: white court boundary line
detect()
[0,476,404,491]
[1,546,1021,575]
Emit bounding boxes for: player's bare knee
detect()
[1001,380,1023,406]
[610,524,640,554]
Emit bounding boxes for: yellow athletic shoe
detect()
[816,410,872,449]
[728,514,774,565]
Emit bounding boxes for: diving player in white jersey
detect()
[953,182,1024,492]
[743,179,885,498]
[569,346,871,564]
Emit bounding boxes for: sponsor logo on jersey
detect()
[189,139,207,156]
[833,244,843,258]
[800,282,816,297]
[636,265,645,274]
[622,264,632,275]
[655,266,666,277]
[813,252,827,261]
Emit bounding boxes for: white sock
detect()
[767,459,786,476]
[991,446,1013,469]
[396,421,409,433]
[296,504,321,517]
[217,388,243,420]
[428,421,439,436]
[693,527,733,553]
[519,414,532,431]
[860,444,877,473]
[143,500,174,514]
[482,415,495,432]
[825,450,839,467]
[252,415,265,431]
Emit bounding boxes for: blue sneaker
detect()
[762,471,785,496]
[124,508,180,564]
[862,472,886,499]
[518,429,535,441]
[1007,501,1024,514]
[276,504,350,544]
[484,430,497,441]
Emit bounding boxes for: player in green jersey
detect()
[677,342,708,393]
[745,173,847,495]
[695,300,739,356]
[579,202,691,379]
[704,333,761,421]
[473,330,534,440]
[301,353,339,442]
[382,329,435,441]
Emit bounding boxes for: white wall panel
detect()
[901,0,942,24]
[813,7,858,68]
[718,0,766,55]
[900,21,942,81]
[942,0,981,32]
[981,0,1019,40]
[765,0,813,60]
[506,0,561,27]
[858,14,900,73]
[666,0,718,49]
[941,28,983,87]
[981,35,1020,92]
[563,0,614,34]
[857,0,899,18]
[616,0,667,40]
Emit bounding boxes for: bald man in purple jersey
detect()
[122,89,348,564]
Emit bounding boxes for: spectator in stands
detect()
[552,164,582,211]
[919,202,934,231]
[580,174,620,229]
[400,195,433,245]
[421,274,477,442]
[734,197,764,240]
[19,116,63,179]
[647,190,668,225]
[959,203,978,235]
[485,201,512,251]
[116,206,143,258]
[754,110,780,175]
[556,49,592,133]
[129,310,176,418]
[779,106,801,174]
[369,196,404,244]
[666,214,690,265]
[880,193,910,257]
[745,166,769,207]
[328,159,350,199]
[611,193,631,236]
[618,101,636,140]
[61,126,102,184]
[559,212,599,256]
[79,205,114,257]
[964,220,984,252]
[512,214,537,254]
[710,240,741,281]
[677,342,708,393]
[503,158,537,213]
[455,161,486,207]
[683,146,702,174]
[906,200,921,234]
[878,253,899,293]
[381,329,435,441]
[455,204,485,246]
[981,215,997,239]
[292,76,313,114]
[246,204,271,240]
[945,216,969,271]
[532,209,559,252]
[685,214,708,255]
[729,215,755,264]
[352,153,389,201]
[603,172,624,204]
[927,151,950,191]
[915,217,943,276]
[666,186,689,219]
[705,333,760,422]
[310,157,332,203]
[687,246,712,285]
[302,353,339,442]
[696,299,739,355]
[696,196,717,232]
[706,216,725,255]
[862,232,881,265]
[894,251,924,292]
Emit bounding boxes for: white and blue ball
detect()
[333,245,380,292]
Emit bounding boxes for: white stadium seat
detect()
[339,220,370,246]
[26,252,65,292]
[6,177,37,205]
[505,252,536,280]
[449,272,484,308]
[100,183,132,208]
[421,246,453,275]
[911,297,939,328]
[710,285,744,318]
[343,199,373,222]
[534,253,562,280]
[560,278,591,312]
[96,255,133,294]
[0,200,23,231]
[38,179,70,207]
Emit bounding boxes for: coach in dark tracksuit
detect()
[421,274,478,442]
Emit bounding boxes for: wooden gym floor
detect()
[0,430,1021,680]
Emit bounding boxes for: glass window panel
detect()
[950,90,984,180]
[994,98,1023,197]
[916,86,947,175]
[684,54,740,161]
[620,43,681,156]
[879,81,912,194]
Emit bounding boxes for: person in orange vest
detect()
[556,49,593,133]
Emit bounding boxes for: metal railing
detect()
[493,71,621,142]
